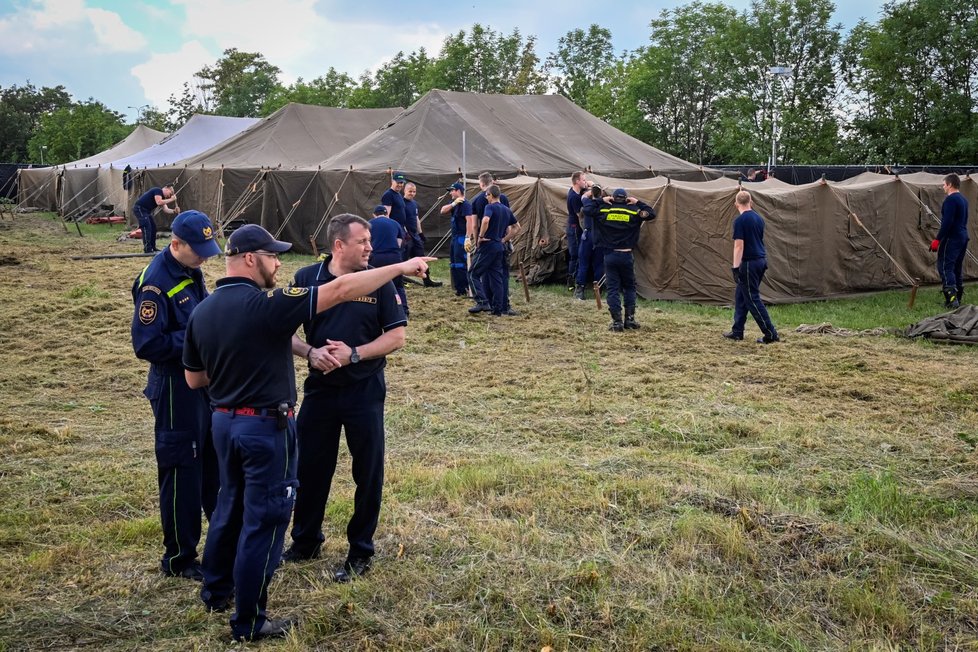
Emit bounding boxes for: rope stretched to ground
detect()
[15,168,58,211]
[310,168,354,242]
[900,178,978,267]
[217,169,265,231]
[272,169,320,239]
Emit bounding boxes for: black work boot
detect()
[609,311,623,332]
[943,288,956,309]
[573,285,586,301]
[956,286,965,306]
[624,311,640,330]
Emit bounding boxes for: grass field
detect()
[2,212,977,651]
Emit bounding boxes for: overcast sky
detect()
[0,0,887,122]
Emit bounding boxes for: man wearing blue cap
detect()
[131,209,222,581]
[440,181,474,296]
[184,223,432,641]
[584,188,656,332]
[133,184,178,253]
[381,171,408,231]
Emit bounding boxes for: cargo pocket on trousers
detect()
[259,480,298,526]
[155,429,198,468]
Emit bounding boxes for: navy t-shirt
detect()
[382,188,407,228]
[482,203,514,241]
[184,277,319,408]
[404,198,419,235]
[566,188,582,229]
[733,209,767,260]
[370,216,404,254]
[293,258,407,388]
[451,200,473,236]
[135,187,163,213]
[472,191,510,219]
[938,192,969,242]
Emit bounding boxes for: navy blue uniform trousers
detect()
[603,250,637,319]
[134,205,157,253]
[450,235,469,295]
[146,365,217,574]
[731,257,777,338]
[290,373,386,560]
[566,225,579,282]
[937,237,969,293]
[576,229,605,286]
[201,410,298,641]
[470,243,506,313]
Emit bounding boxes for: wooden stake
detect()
[308,235,318,258]
[517,260,530,303]
[908,282,919,309]
[593,281,602,310]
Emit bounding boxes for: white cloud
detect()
[86,8,147,52]
[0,0,143,54]
[130,40,215,108]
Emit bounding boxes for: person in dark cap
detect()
[368,205,409,314]
[381,171,408,231]
[440,181,474,296]
[183,224,432,642]
[583,187,656,331]
[131,209,222,582]
[133,184,178,253]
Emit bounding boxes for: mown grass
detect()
[1,212,978,651]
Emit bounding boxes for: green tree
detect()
[196,49,282,117]
[28,100,132,164]
[261,68,357,115]
[166,77,212,129]
[841,1,978,164]
[545,25,615,110]
[0,82,71,163]
[426,25,547,94]
[137,107,171,133]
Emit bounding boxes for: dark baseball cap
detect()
[392,171,407,182]
[225,224,292,256]
[171,210,221,258]
[372,204,388,216]
[613,188,628,199]
[447,182,465,192]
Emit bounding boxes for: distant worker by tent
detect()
[403,181,442,288]
[441,181,474,296]
[566,172,589,289]
[724,190,780,344]
[133,184,178,253]
[931,174,969,309]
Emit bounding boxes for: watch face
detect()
[350,348,360,364]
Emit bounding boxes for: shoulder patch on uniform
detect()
[267,290,275,298]
[138,300,158,325]
[283,286,309,297]
[141,285,162,295]
[394,293,402,305]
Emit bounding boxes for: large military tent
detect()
[16,124,167,211]
[262,90,719,253]
[504,172,978,303]
[135,103,402,231]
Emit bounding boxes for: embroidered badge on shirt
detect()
[283,287,309,297]
[141,285,162,295]
[139,300,157,325]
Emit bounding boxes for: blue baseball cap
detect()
[171,210,221,258]
[225,224,292,256]
[613,188,628,199]
[392,171,407,182]
[373,204,388,216]
[448,182,465,192]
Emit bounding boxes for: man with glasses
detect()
[183,223,431,642]
[282,214,407,584]
[131,209,221,582]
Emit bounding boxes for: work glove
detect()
[732,267,741,283]
[930,239,940,252]
[452,197,464,207]
[463,237,475,253]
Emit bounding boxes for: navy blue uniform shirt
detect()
[135,187,164,213]
[382,188,407,228]
[483,203,515,241]
[733,209,767,260]
[404,198,419,235]
[938,192,969,242]
[451,199,473,236]
[183,277,319,408]
[566,188,583,229]
[472,191,509,219]
[293,257,406,387]
[369,216,404,254]
[132,248,208,367]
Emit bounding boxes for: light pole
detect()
[128,104,150,124]
[767,66,791,174]
[40,145,47,166]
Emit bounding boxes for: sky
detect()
[0,0,888,123]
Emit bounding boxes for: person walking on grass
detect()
[724,190,779,344]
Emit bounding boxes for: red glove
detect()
[930,239,940,252]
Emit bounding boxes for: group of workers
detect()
[129,169,968,642]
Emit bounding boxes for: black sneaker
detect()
[501,309,520,316]
[281,544,321,564]
[468,304,491,314]
[236,617,296,642]
[722,331,744,341]
[756,334,781,344]
[163,562,203,581]
[333,556,372,583]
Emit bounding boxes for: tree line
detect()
[3,0,975,168]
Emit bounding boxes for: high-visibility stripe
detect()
[167,279,194,298]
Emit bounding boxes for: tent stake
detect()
[308,235,318,258]
[593,281,602,310]
[908,282,919,309]
[518,261,530,303]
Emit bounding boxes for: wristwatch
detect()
[349,346,360,364]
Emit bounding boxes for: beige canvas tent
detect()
[16,124,167,212]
